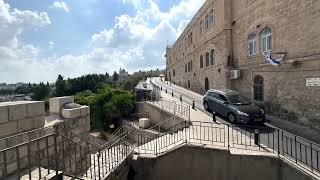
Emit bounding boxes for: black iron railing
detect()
[1,119,319,179]
[136,121,320,178]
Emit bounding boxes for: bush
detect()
[75,85,135,131]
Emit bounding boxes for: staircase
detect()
[1,124,135,180]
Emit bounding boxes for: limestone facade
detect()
[0,97,91,177]
[166,0,320,128]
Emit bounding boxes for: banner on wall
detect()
[263,50,286,66]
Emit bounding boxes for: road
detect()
[151,77,320,176]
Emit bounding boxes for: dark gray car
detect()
[203,89,265,124]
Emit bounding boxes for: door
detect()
[205,77,209,91]
[208,92,220,113]
[216,94,230,117]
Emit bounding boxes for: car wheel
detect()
[228,113,237,124]
[203,101,210,111]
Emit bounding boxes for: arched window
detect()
[185,64,187,73]
[261,28,272,54]
[200,55,204,68]
[209,9,214,26]
[206,52,210,67]
[253,75,264,101]
[210,49,215,65]
[205,77,209,91]
[248,34,256,56]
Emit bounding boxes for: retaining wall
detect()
[135,102,186,130]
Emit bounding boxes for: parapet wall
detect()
[0,101,45,137]
[135,102,185,130]
[0,96,91,178]
[131,145,314,180]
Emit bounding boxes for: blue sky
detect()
[0,0,204,83]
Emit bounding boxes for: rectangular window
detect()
[173,69,175,77]
[191,60,193,71]
[205,15,209,29]
[185,64,187,73]
[249,41,256,56]
[262,35,271,53]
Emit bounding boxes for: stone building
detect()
[119,68,129,81]
[165,0,320,128]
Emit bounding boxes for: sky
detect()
[0,0,205,83]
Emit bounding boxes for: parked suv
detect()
[203,89,265,124]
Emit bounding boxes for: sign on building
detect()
[306,78,320,87]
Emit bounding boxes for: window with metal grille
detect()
[253,75,264,101]
[248,34,256,56]
[261,28,271,54]
[206,52,210,67]
[210,49,215,65]
[200,55,203,68]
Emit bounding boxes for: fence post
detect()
[98,150,101,180]
[227,125,230,151]
[188,106,191,121]
[277,129,280,156]
[311,142,313,172]
[155,134,158,156]
[295,136,297,163]
[54,125,59,179]
[27,132,32,180]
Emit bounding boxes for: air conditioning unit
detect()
[230,70,240,80]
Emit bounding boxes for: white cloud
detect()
[0,0,205,83]
[52,1,70,13]
[48,41,55,49]
[0,0,50,48]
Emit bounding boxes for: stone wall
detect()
[131,145,314,180]
[166,0,320,128]
[0,97,91,178]
[166,0,232,93]
[135,102,186,130]
[0,101,45,138]
[231,0,320,128]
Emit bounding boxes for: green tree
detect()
[112,71,119,82]
[55,75,68,97]
[33,82,51,100]
[75,86,134,130]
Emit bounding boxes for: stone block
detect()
[62,108,81,119]
[17,118,34,132]
[26,101,45,117]
[0,120,18,138]
[0,105,8,124]
[33,115,45,129]
[0,139,6,150]
[84,122,91,132]
[139,118,151,129]
[8,103,27,121]
[6,161,17,175]
[82,116,90,126]
[18,145,28,158]
[49,96,74,114]
[86,106,90,115]
[80,106,88,117]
